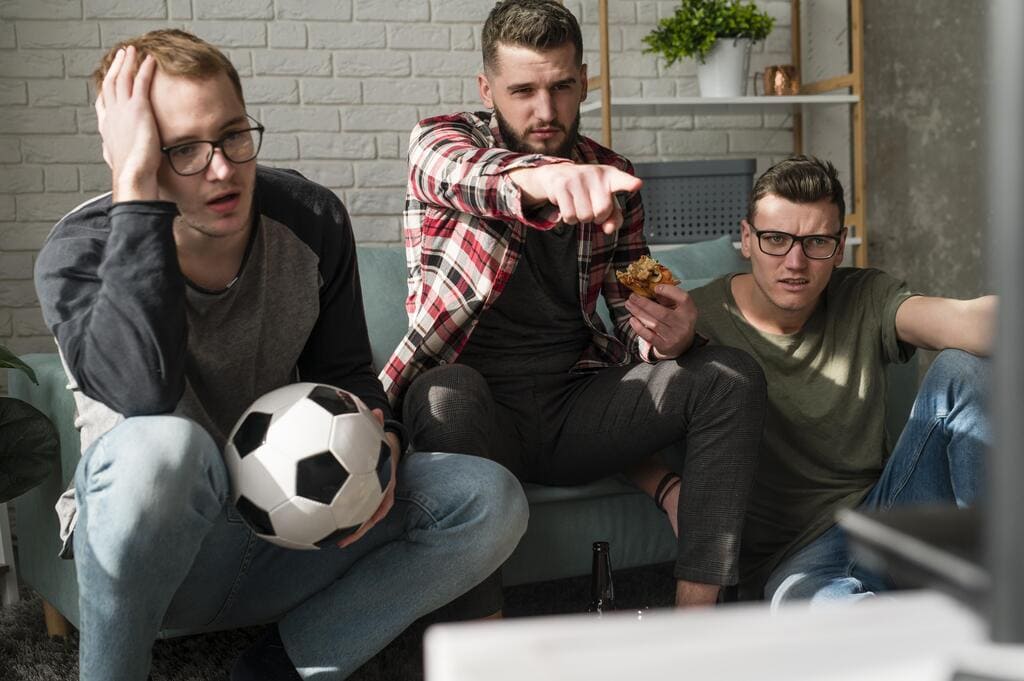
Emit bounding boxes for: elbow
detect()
[118,369,185,416]
[79,369,185,417]
[122,385,183,416]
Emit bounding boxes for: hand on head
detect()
[625,284,699,360]
[510,163,643,235]
[95,45,162,202]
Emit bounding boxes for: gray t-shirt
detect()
[689,268,916,590]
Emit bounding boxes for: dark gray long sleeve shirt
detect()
[35,165,389,554]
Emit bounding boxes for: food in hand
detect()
[615,255,679,299]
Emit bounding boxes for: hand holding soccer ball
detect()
[223,383,393,550]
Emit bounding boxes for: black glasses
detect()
[749,225,845,260]
[160,115,265,176]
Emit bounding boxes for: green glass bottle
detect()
[586,541,615,615]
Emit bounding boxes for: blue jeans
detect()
[765,349,990,608]
[73,415,528,681]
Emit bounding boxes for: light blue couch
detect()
[9,236,918,634]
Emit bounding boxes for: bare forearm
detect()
[897,295,997,356]
[954,295,997,356]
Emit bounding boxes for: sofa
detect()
[9,235,919,635]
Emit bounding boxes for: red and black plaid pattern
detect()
[381,111,649,405]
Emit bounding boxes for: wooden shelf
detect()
[590,0,867,266]
[581,94,859,116]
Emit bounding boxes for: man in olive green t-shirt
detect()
[647,156,993,605]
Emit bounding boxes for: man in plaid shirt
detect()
[385,0,767,613]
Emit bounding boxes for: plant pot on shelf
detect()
[696,38,751,97]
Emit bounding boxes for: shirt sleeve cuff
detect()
[638,332,710,363]
[383,419,409,458]
[494,157,571,229]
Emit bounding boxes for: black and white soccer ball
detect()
[223,383,392,550]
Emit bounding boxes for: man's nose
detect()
[534,91,555,123]
[784,240,809,268]
[206,147,235,181]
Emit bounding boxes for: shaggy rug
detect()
[0,563,676,680]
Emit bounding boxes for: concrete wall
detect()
[863,0,987,298]
[0,0,796,390]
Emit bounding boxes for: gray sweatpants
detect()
[403,344,766,612]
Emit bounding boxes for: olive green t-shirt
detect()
[689,268,916,592]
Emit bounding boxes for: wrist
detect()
[382,419,408,458]
[507,167,545,207]
[113,173,159,203]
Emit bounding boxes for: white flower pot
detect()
[696,38,752,97]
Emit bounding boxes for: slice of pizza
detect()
[615,255,680,299]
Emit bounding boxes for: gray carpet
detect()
[0,564,676,680]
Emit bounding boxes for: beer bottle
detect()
[587,541,615,614]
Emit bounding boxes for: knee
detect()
[696,345,767,402]
[403,364,493,445]
[78,416,225,507]
[914,350,990,426]
[472,456,529,543]
[449,455,529,564]
[404,364,490,416]
[927,349,989,395]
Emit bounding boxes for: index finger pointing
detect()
[606,168,643,194]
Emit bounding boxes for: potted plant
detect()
[643,0,775,97]
[1,344,59,503]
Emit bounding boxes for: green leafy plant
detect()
[1,344,58,502]
[0,397,59,502]
[643,0,776,66]
[1,342,37,385]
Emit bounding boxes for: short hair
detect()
[748,156,846,229]
[482,0,584,73]
[92,29,244,104]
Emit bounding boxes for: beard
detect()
[493,106,581,159]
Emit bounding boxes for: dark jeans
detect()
[403,344,766,613]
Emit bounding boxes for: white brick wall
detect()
[0,0,795,390]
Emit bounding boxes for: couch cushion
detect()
[355,246,409,371]
[504,481,677,586]
[652,234,749,283]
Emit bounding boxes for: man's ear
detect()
[739,219,753,259]
[834,227,849,269]
[478,72,494,109]
[580,62,588,102]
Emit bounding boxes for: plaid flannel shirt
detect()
[380,111,650,406]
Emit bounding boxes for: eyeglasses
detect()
[748,225,845,260]
[160,115,265,176]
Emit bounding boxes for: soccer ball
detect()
[223,383,393,550]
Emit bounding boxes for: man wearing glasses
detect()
[33,30,526,681]
[681,155,994,605]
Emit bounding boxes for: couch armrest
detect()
[8,353,83,628]
[8,354,80,490]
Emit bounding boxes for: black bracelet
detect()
[382,419,409,458]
